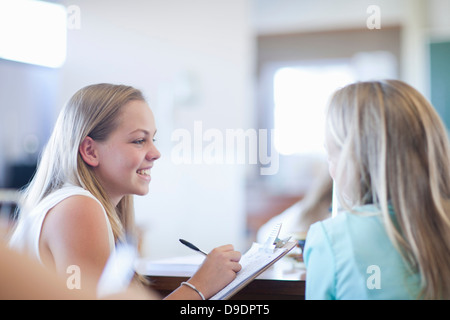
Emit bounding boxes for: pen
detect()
[179,239,208,256]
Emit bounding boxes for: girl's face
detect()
[93,100,160,205]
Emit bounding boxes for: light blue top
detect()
[303,205,421,300]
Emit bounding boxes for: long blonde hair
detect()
[327,80,450,299]
[18,83,146,243]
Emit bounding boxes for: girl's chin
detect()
[134,184,150,196]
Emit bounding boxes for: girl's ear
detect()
[79,136,100,167]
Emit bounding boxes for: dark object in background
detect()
[1,163,36,222]
[7,163,37,190]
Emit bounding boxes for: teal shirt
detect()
[303,205,421,299]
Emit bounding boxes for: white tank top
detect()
[9,184,115,263]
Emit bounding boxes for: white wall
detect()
[250,0,437,96]
[428,0,450,40]
[251,0,406,35]
[58,0,253,259]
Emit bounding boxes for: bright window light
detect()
[0,0,67,68]
[273,62,355,155]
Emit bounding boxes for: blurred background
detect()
[0,0,449,259]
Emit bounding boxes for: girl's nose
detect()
[146,143,161,161]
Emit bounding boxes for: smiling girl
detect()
[9,83,241,299]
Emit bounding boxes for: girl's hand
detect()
[188,244,241,299]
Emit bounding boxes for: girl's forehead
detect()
[117,100,156,131]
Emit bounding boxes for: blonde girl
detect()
[9,83,241,299]
[304,80,450,299]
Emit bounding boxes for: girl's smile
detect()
[136,166,153,180]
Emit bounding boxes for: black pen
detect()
[179,239,208,256]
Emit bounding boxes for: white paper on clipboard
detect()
[210,224,296,300]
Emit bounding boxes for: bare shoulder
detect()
[43,195,109,238]
[40,194,112,275]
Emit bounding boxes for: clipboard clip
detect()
[261,223,285,253]
[274,236,292,248]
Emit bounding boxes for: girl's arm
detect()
[39,195,113,287]
[0,240,96,299]
[164,244,241,300]
[0,241,159,299]
[303,222,336,299]
[40,195,242,300]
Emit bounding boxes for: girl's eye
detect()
[134,139,145,145]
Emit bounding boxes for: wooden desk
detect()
[137,256,306,300]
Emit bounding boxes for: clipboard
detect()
[209,223,297,300]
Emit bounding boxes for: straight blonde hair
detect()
[18,83,146,243]
[327,80,450,299]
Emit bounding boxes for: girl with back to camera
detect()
[9,83,241,299]
[304,80,450,299]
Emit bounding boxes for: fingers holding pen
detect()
[209,244,242,270]
[188,244,242,299]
